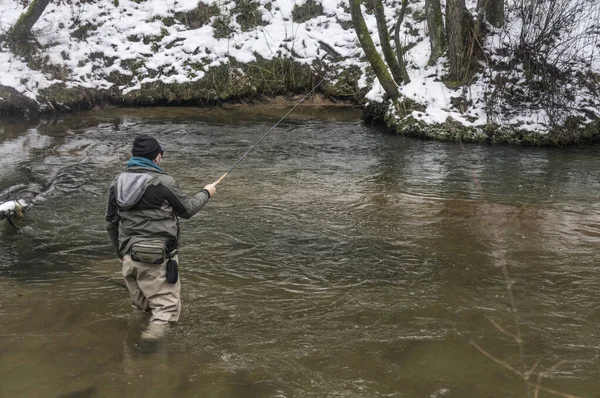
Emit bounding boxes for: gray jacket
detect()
[105,165,210,257]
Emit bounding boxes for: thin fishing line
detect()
[215,44,360,185]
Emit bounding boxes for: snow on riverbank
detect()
[0,0,598,134]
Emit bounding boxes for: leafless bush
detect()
[485,0,600,134]
[516,0,599,69]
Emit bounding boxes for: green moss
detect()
[547,116,600,145]
[149,15,177,27]
[349,0,399,100]
[106,71,134,85]
[212,15,233,39]
[106,58,146,85]
[363,102,569,145]
[336,18,353,30]
[444,80,462,89]
[320,65,366,102]
[37,84,112,113]
[183,60,209,72]
[20,51,71,81]
[581,119,600,140]
[390,118,492,143]
[292,0,323,23]
[87,52,117,68]
[223,56,318,95]
[411,8,427,23]
[406,24,420,37]
[395,97,424,117]
[71,23,97,41]
[175,2,219,29]
[121,56,331,106]
[122,58,145,71]
[165,37,185,49]
[490,128,550,145]
[141,28,169,46]
[235,0,262,31]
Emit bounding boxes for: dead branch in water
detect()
[458,137,589,397]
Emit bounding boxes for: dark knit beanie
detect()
[131,135,163,160]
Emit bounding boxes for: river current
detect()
[1,107,599,397]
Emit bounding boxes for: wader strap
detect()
[167,249,178,259]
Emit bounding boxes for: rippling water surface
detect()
[1,107,600,398]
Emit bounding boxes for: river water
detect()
[1,107,599,398]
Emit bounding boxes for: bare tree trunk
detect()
[349,0,399,100]
[8,0,51,41]
[446,0,468,81]
[393,0,411,84]
[485,0,504,28]
[425,0,446,65]
[373,0,404,85]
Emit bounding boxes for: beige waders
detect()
[122,254,180,324]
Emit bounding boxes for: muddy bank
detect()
[0,56,365,115]
[0,85,356,116]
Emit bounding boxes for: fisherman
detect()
[105,135,216,340]
[0,181,42,230]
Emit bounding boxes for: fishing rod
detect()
[213,46,360,187]
[212,79,325,186]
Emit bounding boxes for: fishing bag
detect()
[130,240,166,264]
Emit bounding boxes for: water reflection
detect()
[1,107,600,397]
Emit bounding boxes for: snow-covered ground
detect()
[0,0,598,133]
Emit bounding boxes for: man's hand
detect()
[203,183,216,197]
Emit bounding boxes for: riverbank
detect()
[0,56,366,115]
[0,0,598,145]
[2,82,599,146]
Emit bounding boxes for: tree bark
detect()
[373,0,404,85]
[446,0,468,81]
[425,0,446,65]
[349,0,399,100]
[485,0,504,28]
[8,0,51,41]
[393,0,411,84]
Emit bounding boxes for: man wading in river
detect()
[105,135,216,340]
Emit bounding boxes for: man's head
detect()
[132,135,164,165]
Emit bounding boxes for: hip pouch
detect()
[130,240,166,264]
